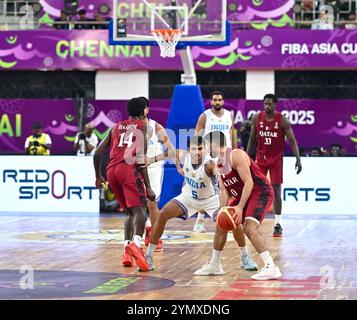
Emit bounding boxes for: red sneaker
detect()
[122,252,133,267]
[125,242,150,272]
[155,239,164,252]
[145,227,152,247]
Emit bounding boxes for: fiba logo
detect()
[261,36,273,48]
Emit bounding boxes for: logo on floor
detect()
[0,270,175,299]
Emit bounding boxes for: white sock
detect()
[146,243,157,257]
[145,218,152,229]
[239,246,248,255]
[197,213,205,221]
[133,235,141,248]
[275,215,281,225]
[124,240,130,247]
[259,251,275,268]
[210,250,222,265]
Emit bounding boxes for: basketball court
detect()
[1,212,357,300]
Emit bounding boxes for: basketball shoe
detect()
[125,242,150,272]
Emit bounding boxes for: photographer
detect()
[73,124,98,156]
[24,122,52,156]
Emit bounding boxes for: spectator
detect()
[75,9,92,30]
[310,147,322,156]
[73,124,98,156]
[344,11,357,29]
[239,114,253,152]
[54,11,70,30]
[100,182,119,213]
[330,143,343,156]
[93,11,108,30]
[25,122,52,155]
[311,5,334,29]
[299,147,308,157]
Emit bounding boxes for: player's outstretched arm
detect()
[195,113,206,136]
[282,116,302,174]
[231,150,254,223]
[93,129,112,188]
[246,113,258,157]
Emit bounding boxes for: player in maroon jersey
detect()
[246,94,302,237]
[195,131,281,280]
[93,98,156,272]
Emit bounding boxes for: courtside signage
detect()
[282,157,356,215]
[0,156,99,213]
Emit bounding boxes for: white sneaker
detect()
[193,220,206,233]
[251,265,282,280]
[194,263,224,276]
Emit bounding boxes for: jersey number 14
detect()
[118,132,134,148]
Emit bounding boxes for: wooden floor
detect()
[0,212,357,300]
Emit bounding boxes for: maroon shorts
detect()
[256,153,283,185]
[228,185,273,224]
[107,163,146,209]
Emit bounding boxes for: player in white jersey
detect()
[143,136,257,272]
[194,91,235,232]
[142,98,177,253]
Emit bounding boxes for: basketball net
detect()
[151,29,183,58]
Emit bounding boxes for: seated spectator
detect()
[73,124,98,156]
[239,114,253,152]
[301,0,315,11]
[100,182,119,213]
[25,122,52,156]
[310,146,329,156]
[54,11,70,30]
[330,143,346,157]
[344,11,357,29]
[93,11,108,30]
[299,147,308,157]
[311,5,335,30]
[75,9,93,30]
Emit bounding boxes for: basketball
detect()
[216,207,238,231]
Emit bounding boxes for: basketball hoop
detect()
[151,29,183,58]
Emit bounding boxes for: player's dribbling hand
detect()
[295,159,302,174]
[95,176,106,189]
[232,206,243,225]
[146,187,156,202]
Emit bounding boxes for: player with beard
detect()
[194,91,235,233]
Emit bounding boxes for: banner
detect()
[0,156,355,215]
[29,1,293,30]
[3,29,357,70]
[0,156,99,213]
[1,99,356,155]
[282,157,357,215]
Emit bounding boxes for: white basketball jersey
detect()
[147,119,164,168]
[182,153,219,200]
[204,109,232,147]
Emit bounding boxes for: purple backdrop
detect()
[36,0,293,29]
[2,29,357,70]
[1,99,356,154]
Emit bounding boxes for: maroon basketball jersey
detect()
[107,118,146,172]
[256,111,284,157]
[218,149,271,199]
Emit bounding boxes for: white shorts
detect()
[172,193,220,220]
[147,164,164,202]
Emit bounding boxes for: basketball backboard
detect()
[109,0,229,47]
